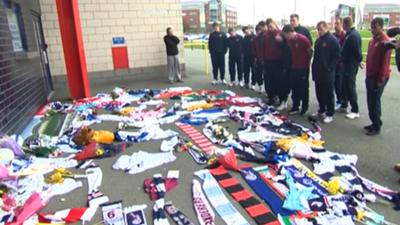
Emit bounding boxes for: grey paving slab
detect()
[45,50,400,224]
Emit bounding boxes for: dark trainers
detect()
[300,107,308,115]
[289,108,300,115]
[394,163,400,173]
[366,128,380,136]
[363,124,374,130]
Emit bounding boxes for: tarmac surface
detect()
[46,49,400,224]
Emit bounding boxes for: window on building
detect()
[4,0,27,52]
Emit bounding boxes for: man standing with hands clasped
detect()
[340,17,363,119]
[164,27,182,83]
[209,22,228,85]
[312,21,341,124]
[226,28,243,87]
[364,17,393,135]
[281,25,313,116]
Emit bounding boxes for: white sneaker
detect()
[338,107,349,113]
[289,108,301,115]
[221,80,226,85]
[251,85,258,91]
[212,79,218,85]
[312,112,326,118]
[239,81,245,87]
[226,81,233,87]
[323,116,333,124]
[345,112,360,120]
[277,101,287,111]
[335,102,342,110]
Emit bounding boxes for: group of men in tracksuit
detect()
[208,15,316,114]
[208,15,393,135]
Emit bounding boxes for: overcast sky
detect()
[182,0,400,26]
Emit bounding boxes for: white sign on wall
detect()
[5,8,23,52]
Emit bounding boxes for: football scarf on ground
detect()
[86,167,109,207]
[188,145,208,165]
[192,179,215,225]
[283,164,329,197]
[194,169,249,225]
[149,171,179,225]
[175,123,215,155]
[254,165,289,198]
[152,174,169,225]
[208,165,281,225]
[38,207,96,224]
[144,171,179,201]
[240,167,294,216]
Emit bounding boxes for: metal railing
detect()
[184,40,209,75]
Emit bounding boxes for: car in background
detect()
[184,33,209,41]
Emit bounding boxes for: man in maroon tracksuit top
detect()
[263,18,284,105]
[281,25,313,115]
[251,21,267,92]
[333,17,347,110]
[364,17,393,135]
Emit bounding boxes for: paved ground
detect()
[45,50,400,224]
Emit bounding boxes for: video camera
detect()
[385,27,400,71]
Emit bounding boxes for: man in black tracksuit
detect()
[277,31,292,111]
[226,28,243,86]
[251,22,266,92]
[209,22,228,84]
[340,17,363,119]
[241,26,255,89]
[333,18,346,110]
[312,21,341,124]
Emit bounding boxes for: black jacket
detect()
[281,37,292,74]
[242,34,255,58]
[227,34,243,58]
[295,25,313,45]
[341,28,362,64]
[164,35,179,56]
[312,32,341,83]
[208,31,227,54]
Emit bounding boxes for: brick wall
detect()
[40,0,185,78]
